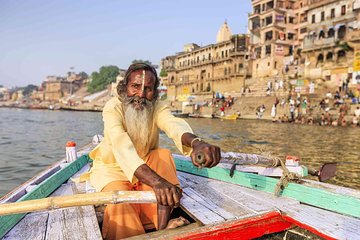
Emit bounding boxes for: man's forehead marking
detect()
[142,70,145,91]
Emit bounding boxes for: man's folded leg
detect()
[101,181,144,240]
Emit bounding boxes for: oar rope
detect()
[197,151,303,196]
[0,191,156,216]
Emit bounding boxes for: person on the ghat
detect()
[89,63,221,239]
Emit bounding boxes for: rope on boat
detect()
[274,157,300,197]
[222,150,300,196]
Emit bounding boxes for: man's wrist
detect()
[190,137,202,148]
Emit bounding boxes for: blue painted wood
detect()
[0,155,90,239]
[174,157,360,219]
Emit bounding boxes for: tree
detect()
[87,65,120,93]
[159,69,168,77]
[22,84,38,96]
[78,71,89,79]
[131,59,152,65]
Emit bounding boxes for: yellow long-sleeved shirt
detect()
[89,97,193,191]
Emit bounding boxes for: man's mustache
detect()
[125,96,147,105]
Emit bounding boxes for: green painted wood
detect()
[174,157,360,219]
[0,155,90,239]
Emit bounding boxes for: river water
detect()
[0,107,359,197]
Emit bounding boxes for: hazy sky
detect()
[0,0,252,88]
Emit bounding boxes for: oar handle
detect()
[195,152,205,165]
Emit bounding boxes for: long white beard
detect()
[124,98,154,158]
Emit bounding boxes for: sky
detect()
[0,0,252,88]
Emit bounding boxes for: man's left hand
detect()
[190,140,221,168]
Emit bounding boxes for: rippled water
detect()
[1,108,359,197]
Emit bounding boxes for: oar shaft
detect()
[196,151,279,167]
[0,191,156,216]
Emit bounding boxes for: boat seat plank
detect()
[3,212,48,240]
[45,183,102,240]
[283,203,360,240]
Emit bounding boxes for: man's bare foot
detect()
[166,216,190,229]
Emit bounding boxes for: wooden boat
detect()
[171,111,190,118]
[219,114,238,120]
[1,142,360,239]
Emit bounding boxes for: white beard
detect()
[124,101,154,158]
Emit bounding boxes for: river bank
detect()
[1,96,360,126]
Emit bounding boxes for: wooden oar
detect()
[195,152,337,182]
[0,191,156,216]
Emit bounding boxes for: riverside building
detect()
[248,0,360,93]
[160,21,250,101]
[302,0,360,85]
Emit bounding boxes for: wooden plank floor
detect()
[3,164,101,240]
[177,171,360,239]
[283,204,360,239]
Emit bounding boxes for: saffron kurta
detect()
[89,97,193,191]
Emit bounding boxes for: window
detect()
[265,45,272,55]
[312,14,316,23]
[275,61,277,69]
[331,8,335,18]
[265,31,273,41]
[328,28,335,38]
[289,17,294,24]
[300,28,307,34]
[341,5,346,15]
[321,11,325,21]
[319,30,325,39]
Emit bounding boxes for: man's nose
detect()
[136,89,146,98]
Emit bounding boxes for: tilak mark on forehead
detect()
[142,70,145,92]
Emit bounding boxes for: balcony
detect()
[303,37,336,51]
[229,49,246,56]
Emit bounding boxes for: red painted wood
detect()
[175,211,293,240]
[282,215,336,240]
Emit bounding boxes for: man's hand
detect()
[153,179,182,207]
[190,140,221,168]
[134,164,182,207]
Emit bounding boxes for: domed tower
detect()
[216,20,232,43]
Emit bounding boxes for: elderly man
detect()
[89,63,221,239]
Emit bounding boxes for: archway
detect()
[338,25,346,39]
[326,52,333,61]
[328,28,335,38]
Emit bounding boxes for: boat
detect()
[219,113,238,120]
[171,111,190,118]
[1,139,360,239]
